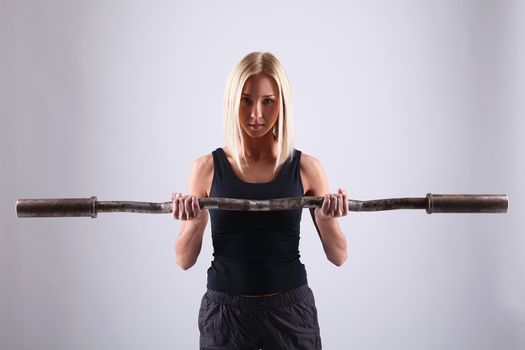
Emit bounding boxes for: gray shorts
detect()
[198,284,322,350]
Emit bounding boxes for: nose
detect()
[250,100,263,121]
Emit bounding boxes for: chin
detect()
[243,128,270,138]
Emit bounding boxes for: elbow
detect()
[175,245,196,270]
[176,256,195,270]
[177,263,193,271]
[328,251,348,267]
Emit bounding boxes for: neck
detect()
[241,133,278,161]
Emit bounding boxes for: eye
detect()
[241,97,251,104]
[263,98,275,105]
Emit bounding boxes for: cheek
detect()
[238,105,249,117]
[267,105,279,119]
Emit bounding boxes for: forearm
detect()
[315,217,348,266]
[175,218,207,270]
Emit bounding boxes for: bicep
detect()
[304,156,330,236]
[180,157,212,230]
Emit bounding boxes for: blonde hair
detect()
[223,51,295,174]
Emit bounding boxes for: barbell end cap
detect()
[15,199,21,217]
[502,194,509,213]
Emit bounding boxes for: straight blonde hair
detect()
[223,51,295,174]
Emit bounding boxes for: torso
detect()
[195,146,318,296]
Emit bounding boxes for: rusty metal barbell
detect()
[15,193,508,218]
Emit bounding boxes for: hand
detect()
[171,193,206,221]
[314,188,349,221]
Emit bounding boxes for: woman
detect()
[172,52,348,350]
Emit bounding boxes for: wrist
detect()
[315,213,335,224]
[191,210,208,222]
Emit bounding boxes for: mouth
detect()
[249,124,265,129]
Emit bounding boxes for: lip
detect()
[249,124,265,128]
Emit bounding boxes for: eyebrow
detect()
[241,93,276,97]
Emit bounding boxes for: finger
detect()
[192,196,200,216]
[190,196,197,218]
[184,196,193,220]
[329,194,337,216]
[337,192,343,216]
[172,194,180,219]
[341,188,348,215]
[178,196,185,220]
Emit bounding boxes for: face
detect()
[239,73,280,139]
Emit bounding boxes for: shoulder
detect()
[299,151,327,195]
[191,152,214,179]
[188,152,214,196]
[193,152,214,170]
[299,151,324,176]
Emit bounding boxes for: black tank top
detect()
[207,147,308,295]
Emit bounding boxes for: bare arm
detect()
[302,154,348,266]
[173,155,213,270]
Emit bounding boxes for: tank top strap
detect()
[211,147,230,181]
[291,149,302,176]
[286,149,303,192]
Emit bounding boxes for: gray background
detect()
[1,0,524,349]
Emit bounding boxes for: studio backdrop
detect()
[1,1,524,349]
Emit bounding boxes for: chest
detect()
[208,148,309,197]
[230,161,285,184]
